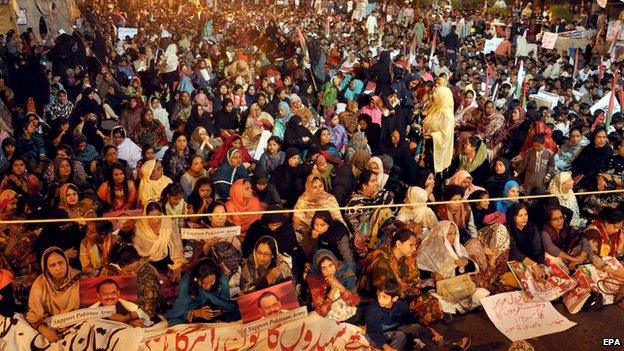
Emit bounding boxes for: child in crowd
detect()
[365,279,470,351]
[516,134,555,195]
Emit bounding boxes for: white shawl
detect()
[417,220,471,279]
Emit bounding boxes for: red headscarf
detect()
[225,179,263,237]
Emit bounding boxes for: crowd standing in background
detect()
[0,0,623,350]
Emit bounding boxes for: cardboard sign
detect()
[541,32,559,50]
[46,306,115,329]
[590,91,621,115]
[483,38,503,55]
[482,291,576,341]
[180,226,241,240]
[530,91,560,110]
[117,27,138,40]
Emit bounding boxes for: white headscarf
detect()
[133,201,186,269]
[548,171,586,227]
[417,220,472,279]
[368,156,389,188]
[396,186,439,229]
[111,126,142,170]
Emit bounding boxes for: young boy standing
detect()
[516,133,555,194]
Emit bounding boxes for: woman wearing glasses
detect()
[239,236,292,294]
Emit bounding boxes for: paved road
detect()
[436,303,624,351]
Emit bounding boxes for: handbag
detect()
[598,277,624,308]
[436,274,477,304]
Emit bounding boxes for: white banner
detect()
[46,306,115,329]
[1,315,143,351]
[253,130,273,161]
[117,27,138,40]
[481,291,576,341]
[483,38,503,54]
[541,32,559,50]
[242,306,308,336]
[590,91,621,115]
[181,226,241,240]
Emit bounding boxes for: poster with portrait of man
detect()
[79,275,138,308]
[237,281,307,336]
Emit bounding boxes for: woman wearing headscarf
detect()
[120,96,143,135]
[327,113,348,154]
[572,127,613,191]
[138,160,173,207]
[448,170,486,199]
[345,132,371,165]
[548,171,586,228]
[436,185,477,244]
[554,127,588,172]
[311,127,342,162]
[357,114,381,154]
[395,186,439,234]
[417,221,489,314]
[485,157,514,199]
[422,82,454,173]
[360,96,383,126]
[367,156,389,189]
[458,136,490,186]
[239,235,293,293]
[225,179,263,238]
[293,175,343,232]
[72,134,99,172]
[189,126,214,161]
[495,180,520,213]
[162,132,192,180]
[110,126,142,171]
[463,218,510,292]
[359,229,444,325]
[284,115,314,152]
[242,102,274,151]
[303,210,353,264]
[306,249,359,321]
[133,201,187,281]
[213,149,249,200]
[244,210,302,275]
[475,100,506,152]
[584,208,624,279]
[270,147,306,208]
[185,105,217,140]
[131,107,168,152]
[213,98,240,133]
[97,162,137,211]
[149,96,172,140]
[541,206,588,269]
[26,247,81,342]
[454,89,478,126]
[273,101,293,139]
[207,134,253,170]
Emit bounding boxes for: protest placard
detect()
[590,91,621,115]
[46,306,116,329]
[117,27,138,40]
[103,209,143,230]
[180,226,241,240]
[481,291,576,341]
[563,267,593,314]
[541,32,558,50]
[507,257,576,302]
[483,38,503,55]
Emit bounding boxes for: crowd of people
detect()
[0,0,623,349]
